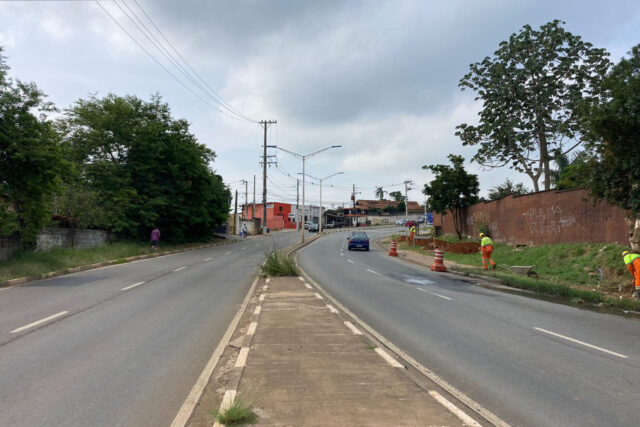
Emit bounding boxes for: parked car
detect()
[404,220,417,228]
[347,231,369,251]
[308,223,319,232]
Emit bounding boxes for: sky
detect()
[1,0,639,210]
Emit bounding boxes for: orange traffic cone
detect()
[389,240,398,257]
[430,248,447,272]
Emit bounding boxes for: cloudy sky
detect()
[1,0,639,209]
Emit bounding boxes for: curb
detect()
[0,241,232,290]
[291,241,509,427]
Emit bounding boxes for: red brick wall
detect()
[436,189,629,246]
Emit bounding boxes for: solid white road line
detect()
[534,327,629,359]
[347,259,355,264]
[374,348,403,368]
[366,268,381,276]
[173,266,186,272]
[11,311,69,334]
[121,281,145,291]
[326,304,339,314]
[203,257,213,262]
[253,306,261,315]
[417,288,452,300]
[247,322,257,336]
[429,391,482,427]
[314,292,323,300]
[344,321,362,335]
[304,283,312,289]
[235,347,250,368]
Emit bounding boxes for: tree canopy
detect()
[423,154,479,238]
[0,47,68,246]
[487,179,528,201]
[59,94,230,242]
[456,20,610,192]
[578,44,640,249]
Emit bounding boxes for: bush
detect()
[261,251,299,276]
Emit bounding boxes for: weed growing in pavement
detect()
[213,397,258,425]
[261,251,300,276]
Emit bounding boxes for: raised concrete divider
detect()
[189,275,473,426]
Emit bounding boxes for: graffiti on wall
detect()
[522,206,577,236]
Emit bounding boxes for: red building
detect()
[242,202,296,230]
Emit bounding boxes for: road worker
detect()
[622,250,640,299]
[479,232,496,270]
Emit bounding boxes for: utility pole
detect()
[404,179,414,218]
[240,179,248,219]
[296,178,300,230]
[252,174,256,219]
[260,120,277,233]
[234,189,238,235]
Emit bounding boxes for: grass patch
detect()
[0,240,222,282]
[213,397,258,425]
[261,251,300,277]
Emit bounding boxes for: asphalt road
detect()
[0,230,307,426]
[298,228,640,427]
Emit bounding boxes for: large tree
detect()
[0,47,68,246]
[60,94,230,242]
[456,20,610,192]
[579,44,640,250]
[423,154,479,239]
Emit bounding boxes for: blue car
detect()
[348,231,369,251]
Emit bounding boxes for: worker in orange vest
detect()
[479,233,496,270]
[622,250,640,299]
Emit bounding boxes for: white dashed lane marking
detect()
[121,281,145,291]
[11,311,69,334]
[534,327,629,359]
[417,288,452,300]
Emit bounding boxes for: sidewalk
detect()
[190,275,478,426]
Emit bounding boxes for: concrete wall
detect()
[437,188,629,246]
[1,228,110,260]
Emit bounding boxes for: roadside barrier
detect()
[388,240,398,257]
[430,248,447,272]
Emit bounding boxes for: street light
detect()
[269,145,342,242]
[299,171,344,233]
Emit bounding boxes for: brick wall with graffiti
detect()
[435,188,629,246]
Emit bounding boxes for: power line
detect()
[129,0,258,123]
[94,1,255,123]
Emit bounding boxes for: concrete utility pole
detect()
[253,174,256,219]
[260,120,277,233]
[296,178,300,230]
[241,179,248,219]
[234,189,238,235]
[404,180,414,218]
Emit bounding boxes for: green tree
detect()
[374,186,386,200]
[423,155,479,239]
[0,47,68,246]
[389,191,404,202]
[61,93,230,242]
[456,20,610,192]
[487,179,528,201]
[579,44,640,250]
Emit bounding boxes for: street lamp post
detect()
[269,145,342,243]
[299,171,344,233]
